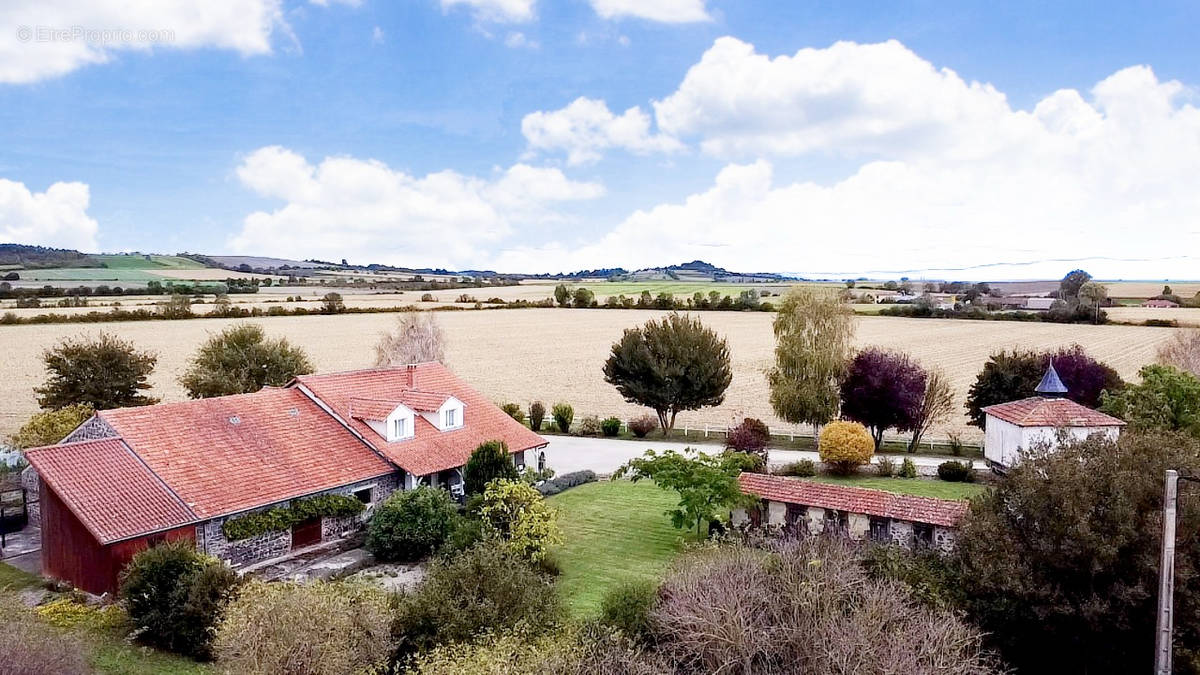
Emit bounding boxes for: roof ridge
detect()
[741,472,966,505]
[295,362,445,381]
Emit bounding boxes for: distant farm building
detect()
[982,363,1124,471]
[1142,299,1179,308]
[732,473,968,552]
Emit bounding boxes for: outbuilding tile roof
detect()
[24,438,196,544]
[294,363,546,476]
[98,387,395,519]
[737,473,969,528]
[983,396,1126,428]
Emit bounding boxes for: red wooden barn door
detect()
[291,517,322,550]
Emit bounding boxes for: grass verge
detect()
[802,475,988,500]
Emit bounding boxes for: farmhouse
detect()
[1142,299,1179,308]
[982,362,1124,471]
[732,473,968,552]
[23,363,546,594]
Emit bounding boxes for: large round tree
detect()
[839,347,926,449]
[603,313,732,434]
[179,323,313,398]
[36,332,158,410]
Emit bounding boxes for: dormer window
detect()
[392,417,407,439]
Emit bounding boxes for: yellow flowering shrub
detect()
[818,421,875,475]
[35,597,127,630]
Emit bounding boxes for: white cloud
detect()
[654,37,1030,159]
[521,97,684,165]
[493,42,1200,278]
[230,147,603,268]
[371,26,385,44]
[0,0,289,84]
[0,179,99,251]
[589,0,710,23]
[504,31,537,49]
[440,0,535,23]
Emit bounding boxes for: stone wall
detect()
[61,416,117,443]
[199,473,403,568]
[739,499,958,554]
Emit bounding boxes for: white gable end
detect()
[365,403,416,442]
[420,396,465,431]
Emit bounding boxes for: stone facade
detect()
[199,473,402,568]
[20,416,119,527]
[62,416,117,443]
[733,500,959,554]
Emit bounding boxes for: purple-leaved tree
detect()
[840,347,927,449]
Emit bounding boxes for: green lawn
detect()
[0,562,210,674]
[803,475,988,500]
[548,480,696,617]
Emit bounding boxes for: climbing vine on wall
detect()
[221,494,365,541]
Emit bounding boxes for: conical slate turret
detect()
[1035,359,1069,397]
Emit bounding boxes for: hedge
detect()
[221,494,364,541]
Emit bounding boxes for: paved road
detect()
[546,435,984,476]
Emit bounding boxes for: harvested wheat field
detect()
[1107,306,1200,327]
[0,310,1181,442]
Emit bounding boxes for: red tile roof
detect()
[983,397,1126,428]
[98,388,394,519]
[397,390,452,412]
[25,438,196,544]
[294,363,546,475]
[348,397,403,422]
[737,473,969,528]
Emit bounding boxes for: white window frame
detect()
[445,408,457,428]
[393,417,407,439]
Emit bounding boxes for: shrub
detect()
[36,331,158,410]
[519,466,554,484]
[221,494,364,541]
[392,541,564,658]
[650,539,998,674]
[535,470,597,496]
[179,323,313,398]
[598,578,659,640]
[876,455,897,477]
[776,459,817,477]
[120,541,242,659]
[552,402,574,433]
[601,416,622,436]
[578,415,602,436]
[818,421,874,475]
[214,580,392,675]
[936,460,974,483]
[8,403,94,449]
[726,450,766,474]
[366,486,457,562]
[726,417,770,457]
[34,597,126,629]
[900,457,918,478]
[628,414,657,438]
[479,480,562,563]
[947,431,964,456]
[499,402,525,424]
[421,293,436,302]
[440,513,486,556]
[408,625,662,675]
[528,401,546,431]
[0,599,92,674]
[463,440,518,495]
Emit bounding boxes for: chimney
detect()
[406,364,416,388]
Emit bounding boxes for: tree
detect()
[964,345,1122,428]
[768,288,856,436]
[817,420,874,474]
[908,368,954,452]
[157,294,194,319]
[554,284,572,307]
[365,486,458,562]
[373,312,446,367]
[463,440,518,495]
[725,417,770,459]
[320,292,344,313]
[1059,269,1092,303]
[1100,364,1200,436]
[603,314,732,434]
[477,479,562,563]
[839,348,926,449]
[8,404,93,449]
[572,287,595,308]
[179,324,313,398]
[1157,329,1200,377]
[1078,281,1108,324]
[615,449,759,536]
[955,431,1200,673]
[35,332,158,410]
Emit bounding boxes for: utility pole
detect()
[1155,469,1179,675]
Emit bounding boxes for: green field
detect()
[91,255,205,270]
[15,268,171,282]
[576,280,822,298]
[548,480,696,616]
[803,475,988,500]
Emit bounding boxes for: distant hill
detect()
[0,244,99,269]
[622,260,797,283]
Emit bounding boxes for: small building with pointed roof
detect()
[982,362,1124,471]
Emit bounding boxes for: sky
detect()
[1,0,1198,280]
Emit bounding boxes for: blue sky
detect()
[1,0,1198,278]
